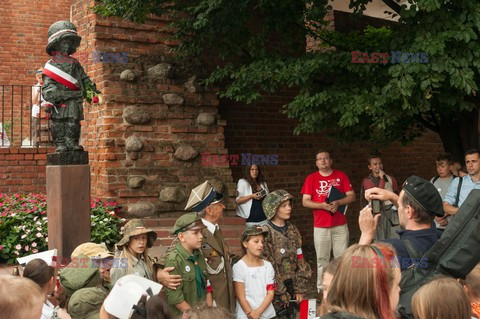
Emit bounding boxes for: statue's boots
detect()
[65,119,83,151]
[52,120,68,152]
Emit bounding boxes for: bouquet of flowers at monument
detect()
[83,82,102,104]
[0,194,123,263]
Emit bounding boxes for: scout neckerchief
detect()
[181,247,206,298]
[43,61,80,91]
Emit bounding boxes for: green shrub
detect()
[0,194,124,264]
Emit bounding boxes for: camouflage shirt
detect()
[262,221,311,302]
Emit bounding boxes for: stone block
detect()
[196,113,216,126]
[173,145,198,161]
[127,176,146,189]
[162,93,184,105]
[123,105,152,124]
[120,69,136,81]
[127,201,155,217]
[125,136,143,152]
[159,186,186,203]
[148,63,173,80]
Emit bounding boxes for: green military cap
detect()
[68,287,108,319]
[116,219,157,250]
[171,212,206,235]
[262,189,294,220]
[241,225,269,242]
[185,181,224,212]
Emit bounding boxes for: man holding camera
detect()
[359,176,443,270]
[361,154,400,240]
[301,149,355,292]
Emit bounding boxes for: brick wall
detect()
[70,1,242,250]
[0,0,68,195]
[220,94,444,244]
[0,147,54,193]
[0,0,72,85]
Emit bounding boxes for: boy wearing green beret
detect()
[165,213,213,318]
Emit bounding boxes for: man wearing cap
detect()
[359,175,444,270]
[165,212,213,318]
[184,181,236,312]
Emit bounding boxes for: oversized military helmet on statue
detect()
[46,20,82,56]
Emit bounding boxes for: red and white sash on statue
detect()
[43,61,79,91]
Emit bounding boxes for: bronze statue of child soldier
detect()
[42,20,100,153]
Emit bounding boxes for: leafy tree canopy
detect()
[95,0,480,161]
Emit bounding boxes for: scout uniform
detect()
[165,213,212,319]
[110,219,157,285]
[261,190,312,316]
[185,181,236,312]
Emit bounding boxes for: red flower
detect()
[93,96,99,103]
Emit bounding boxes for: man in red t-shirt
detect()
[301,149,355,293]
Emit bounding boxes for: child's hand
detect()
[247,310,260,319]
[295,293,304,303]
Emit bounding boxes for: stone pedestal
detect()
[47,165,91,261]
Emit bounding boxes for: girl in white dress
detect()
[233,225,276,319]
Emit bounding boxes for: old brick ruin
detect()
[0,0,444,253]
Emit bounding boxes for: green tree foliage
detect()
[95,0,480,161]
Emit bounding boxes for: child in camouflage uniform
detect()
[262,190,312,318]
[165,213,213,319]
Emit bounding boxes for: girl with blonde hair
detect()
[412,277,471,319]
[324,243,401,319]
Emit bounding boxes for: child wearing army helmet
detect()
[261,190,312,318]
[164,213,213,319]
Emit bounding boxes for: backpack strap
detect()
[403,239,421,260]
[454,176,464,208]
[432,175,440,184]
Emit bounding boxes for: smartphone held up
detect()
[370,199,381,215]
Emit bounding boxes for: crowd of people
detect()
[1,149,479,319]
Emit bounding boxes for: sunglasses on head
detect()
[36,70,42,74]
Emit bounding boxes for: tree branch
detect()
[382,0,402,14]
[415,115,439,133]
